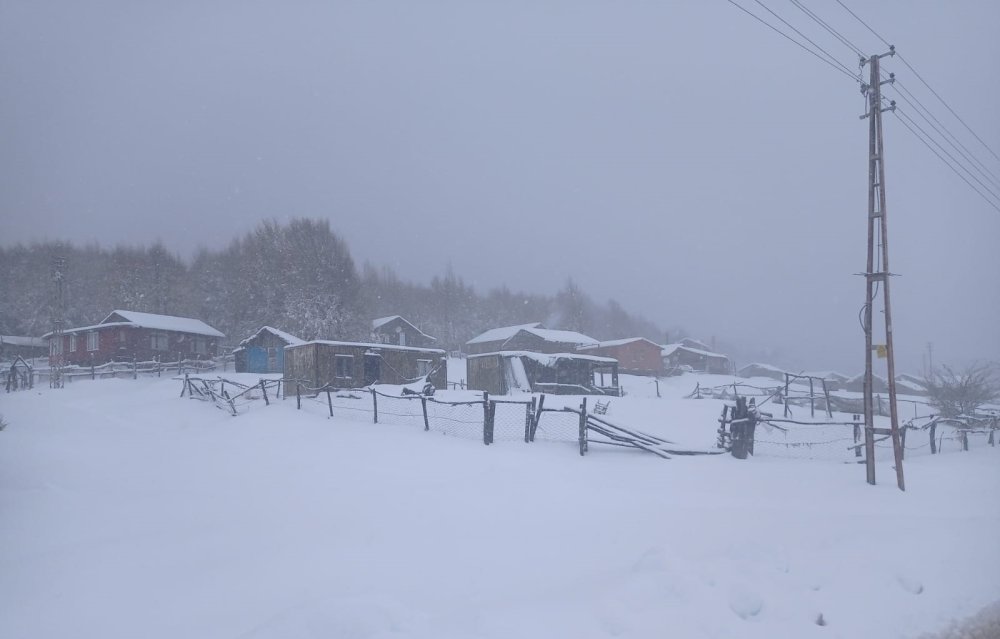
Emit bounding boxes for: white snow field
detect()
[1,375,997,639]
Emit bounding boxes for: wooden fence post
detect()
[853,414,862,457]
[296,383,301,410]
[961,430,969,451]
[181,373,189,397]
[525,397,536,442]
[326,387,333,417]
[531,394,545,442]
[929,421,938,454]
[900,425,907,460]
[579,397,588,456]
[260,379,269,406]
[655,378,660,398]
[809,377,815,418]
[482,392,490,445]
[822,379,832,418]
[421,396,429,431]
[371,388,378,423]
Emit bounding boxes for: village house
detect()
[662,343,732,375]
[234,326,303,374]
[466,351,619,396]
[46,310,225,366]
[577,337,664,376]
[0,335,48,362]
[284,340,447,391]
[737,362,789,382]
[465,323,598,355]
[370,316,437,348]
[803,370,850,391]
[842,372,889,394]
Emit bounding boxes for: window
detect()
[335,354,353,378]
[193,338,207,355]
[398,329,406,347]
[87,331,99,351]
[416,359,432,377]
[119,329,127,344]
[151,332,169,351]
[69,334,77,352]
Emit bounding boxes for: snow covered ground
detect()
[1,375,997,638]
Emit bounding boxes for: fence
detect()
[30,356,233,387]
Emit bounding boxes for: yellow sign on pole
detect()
[875,344,887,358]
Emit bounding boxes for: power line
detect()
[887,81,1000,191]
[835,0,1000,164]
[892,110,1000,213]
[749,0,860,79]
[788,0,864,59]
[892,104,1000,204]
[723,0,860,84]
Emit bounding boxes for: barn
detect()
[45,310,225,366]
[466,351,619,396]
[283,341,447,391]
[577,337,664,376]
[662,343,732,375]
[465,323,597,355]
[234,327,303,373]
[371,316,437,348]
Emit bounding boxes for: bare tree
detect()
[922,362,999,418]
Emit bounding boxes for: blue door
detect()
[247,347,268,373]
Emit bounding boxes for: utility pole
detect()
[50,256,67,389]
[859,46,905,491]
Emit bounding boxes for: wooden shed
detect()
[371,316,437,348]
[0,336,48,362]
[738,363,789,382]
[466,351,619,396]
[465,323,597,355]
[284,340,447,391]
[578,337,664,376]
[662,344,732,375]
[234,326,303,373]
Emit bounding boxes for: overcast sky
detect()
[2,0,998,374]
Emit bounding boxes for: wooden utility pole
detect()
[50,256,67,389]
[860,47,905,491]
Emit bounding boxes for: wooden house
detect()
[662,343,732,375]
[371,316,437,348]
[803,370,850,391]
[0,335,48,361]
[466,351,619,396]
[234,327,303,373]
[283,340,447,391]
[465,323,597,355]
[577,337,664,376]
[737,362,789,382]
[45,310,224,366]
[843,373,889,394]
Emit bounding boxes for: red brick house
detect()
[46,310,225,366]
[577,337,664,376]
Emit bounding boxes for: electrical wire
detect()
[788,0,865,58]
[723,0,860,84]
[749,0,861,79]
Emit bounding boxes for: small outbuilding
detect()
[0,335,48,362]
[662,344,732,375]
[284,340,447,391]
[466,351,619,396]
[371,316,437,348]
[466,323,597,355]
[843,372,889,394]
[577,337,664,376]
[234,327,303,373]
[738,362,789,382]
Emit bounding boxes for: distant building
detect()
[577,337,663,376]
[0,335,48,361]
[843,373,889,394]
[737,363,788,382]
[466,351,618,396]
[284,341,447,391]
[803,371,850,391]
[465,323,597,355]
[663,343,732,375]
[234,327,303,373]
[371,316,437,348]
[45,310,224,366]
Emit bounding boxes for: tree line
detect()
[0,218,666,351]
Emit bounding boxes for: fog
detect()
[2,0,997,374]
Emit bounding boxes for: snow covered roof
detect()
[467,323,543,345]
[238,326,304,348]
[680,337,713,352]
[102,310,225,338]
[371,315,436,341]
[803,370,849,381]
[662,343,729,360]
[0,335,46,348]
[738,362,788,374]
[42,311,225,339]
[291,340,445,355]
[578,337,660,350]
[467,350,618,366]
[519,327,598,346]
